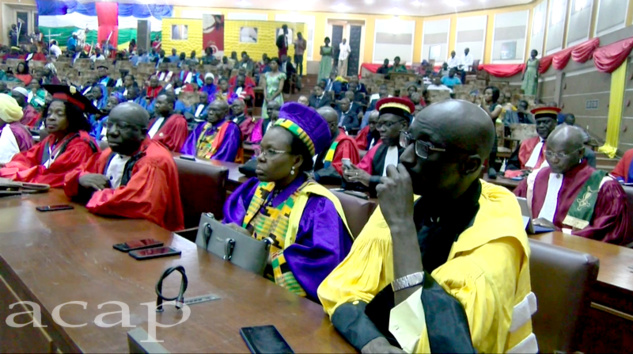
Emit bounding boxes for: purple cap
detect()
[274,102,331,156]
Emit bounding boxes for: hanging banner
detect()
[203,14,224,57]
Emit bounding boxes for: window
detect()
[240,27,258,43]
[171,25,188,40]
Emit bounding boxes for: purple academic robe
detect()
[9,122,34,152]
[180,119,241,162]
[515,162,632,245]
[223,176,352,301]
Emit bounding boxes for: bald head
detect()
[107,102,149,155]
[318,106,340,138]
[110,102,149,128]
[546,125,585,174]
[414,100,495,158]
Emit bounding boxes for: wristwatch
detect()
[391,272,424,292]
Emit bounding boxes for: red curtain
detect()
[96,2,118,50]
[552,47,573,70]
[481,64,524,78]
[538,55,553,74]
[571,38,600,63]
[594,37,633,73]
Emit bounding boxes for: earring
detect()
[290,166,295,175]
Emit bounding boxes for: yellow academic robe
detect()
[318,181,537,353]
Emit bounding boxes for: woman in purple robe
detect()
[223,102,353,302]
[0,93,33,165]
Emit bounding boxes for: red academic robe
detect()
[0,131,98,187]
[515,162,631,245]
[354,126,381,151]
[611,148,633,183]
[148,114,189,152]
[518,136,547,170]
[20,105,41,128]
[228,76,256,89]
[228,84,256,104]
[64,139,184,231]
[331,132,360,176]
[357,142,383,175]
[146,86,163,100]
[234,115,257,141]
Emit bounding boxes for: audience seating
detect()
[528,239,599,353]
[331,190,377,238]
[173,156,228,232]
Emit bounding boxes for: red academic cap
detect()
[43,85,100,114]
[376,97,415,118]
[530,106,561,120]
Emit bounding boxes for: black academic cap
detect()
[43,84,101,114]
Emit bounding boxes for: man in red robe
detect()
[343,97,412,195]
[355,110,380,150]
[228,73,255,105]
[611,148,633,183]
[515,125,631,245]
[505,107,559,176]
[313,106,360,184]
[230,99,256,140]
[64,102,184,231]
[148,93,188,152]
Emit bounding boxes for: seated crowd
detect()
[1,38,632,353]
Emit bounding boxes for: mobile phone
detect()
[179,155,196,161]
[129,247,181,260]
[240,325,294,354]
[36,204,74,212]
[113,239,164,252]
[342,158,352,169]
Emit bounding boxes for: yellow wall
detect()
[162,18,203,55]
[224,20,306,65]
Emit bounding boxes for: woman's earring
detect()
[290,166,295,175]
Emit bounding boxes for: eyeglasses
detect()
[545,148,582,160]
[376,120,405,129]
[399,131,446,159]
[257,148,289,158]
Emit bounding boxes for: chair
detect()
[331,190,377,238]
[173,156,228,231]
[528,239,599,353]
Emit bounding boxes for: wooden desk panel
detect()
[0,191,352,353]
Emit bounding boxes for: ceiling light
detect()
[364,0,374,4]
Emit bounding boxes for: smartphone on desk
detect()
[240,325,294,354]
[113,239,164,252]
[36,204,74,212]
[179,155,196,161]
[129,247,181,260]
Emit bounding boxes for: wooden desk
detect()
[172,153,248,191]
[531,232,633,352]
[0,190,353,353]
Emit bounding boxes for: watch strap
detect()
[391,271,424,292]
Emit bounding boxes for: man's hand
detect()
[342,164,371,186]
[78,174,110,191]
[361,337,405,354]
[376,164,414,227]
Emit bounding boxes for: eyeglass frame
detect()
[544,147,583,160]
[399,131,447,159]
[257,148,291,159]
[376,119,407,129]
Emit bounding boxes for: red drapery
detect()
[571,38,600,63]
[481,64,524,78]
[538,55,553,74]
[552,47,573,70]
[593,37,633,73]
[96,2,118,50]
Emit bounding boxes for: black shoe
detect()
[488,167,497,179]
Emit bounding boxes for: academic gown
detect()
[507,136,546,170]
[0,131,98,187]
[232,114,257,141]
[318,181,536,353]
[358,142,404,178]
[228,75,256,89]
[248,118,272,144]
[180,119,242,162]
[148,114,189,152]
[223,175,353,301]
[228,84,255,103]
[515,162,631,245]
[314,131,360,179]
[611,148,633,183]
[354,126,380,151]
[64,139,184,231]
[0,123,34,164]
[20,105,41,128]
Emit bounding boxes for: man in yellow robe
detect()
[318,100,536,353]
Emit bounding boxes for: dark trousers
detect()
[294,54,304,76]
